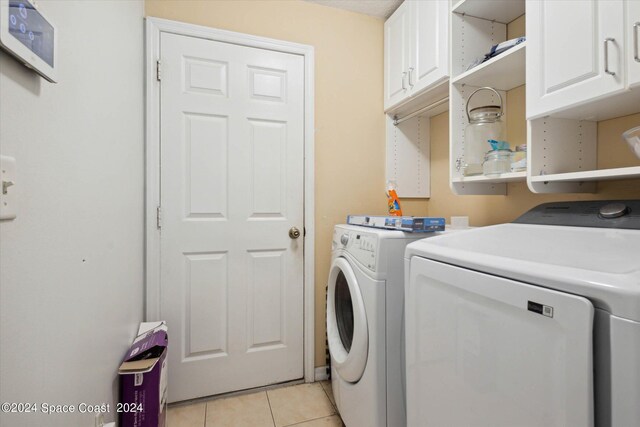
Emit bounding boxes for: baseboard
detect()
[314,366,329,381]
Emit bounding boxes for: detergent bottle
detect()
[386,181,403,216]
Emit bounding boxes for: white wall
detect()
[0,1,144,426]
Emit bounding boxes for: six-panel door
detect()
[159,32,305,402]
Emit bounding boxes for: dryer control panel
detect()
[515,200,640,230]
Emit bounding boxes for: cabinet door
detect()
[384,2,411,111]
[526,0,625,119]
[409,0,449,95]
[629,0,640,88]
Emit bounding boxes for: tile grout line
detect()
[172,382,339,427]
[280,383,339,427]
[319,382,343,425]
[167,379,304,409]
[282,413,339,427]
[319,382,337,412]
[265,390,277,427]
[203,400,207,427]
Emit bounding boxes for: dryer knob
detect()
[599,203,629,219]
[340,234,349,246]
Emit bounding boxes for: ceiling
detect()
[304,0,403,19]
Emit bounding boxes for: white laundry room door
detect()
[159,32,305,402]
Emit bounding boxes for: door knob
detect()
[289,227,301,239]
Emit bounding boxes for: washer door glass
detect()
[327,256,368,383]
[335,270,354,352]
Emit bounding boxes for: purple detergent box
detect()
[119,322,168,427]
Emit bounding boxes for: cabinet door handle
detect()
[401,71,407,90]
[408,67,415,86]
[604,37,616,76]
[634,23,640,63]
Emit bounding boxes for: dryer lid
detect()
[405,221,640,322]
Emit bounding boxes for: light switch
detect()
[1,155,17,221]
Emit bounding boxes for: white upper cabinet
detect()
[526,0,626,120]
[384,1,411,109]
[526,1,640,194]
[384,0,449,113]
[628,0,640,88]
[410,0,449,96]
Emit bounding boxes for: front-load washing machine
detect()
[405,200,640,427]
[327,224,444,427]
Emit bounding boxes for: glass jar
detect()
[463,87,505,176]
[622,125,640,159]
[511,144,527,172]
[483,149,512,176]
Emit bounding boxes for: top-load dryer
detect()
[404,200,640,427]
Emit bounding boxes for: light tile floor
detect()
[167,381,343,427]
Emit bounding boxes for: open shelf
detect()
[453,171,526,184]
[449,0,528,195]
[529,167,640,183]
[451,42,526,90]
[451,0,525,24]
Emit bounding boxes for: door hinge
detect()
[156,59,162,81]
[156,205,162,229]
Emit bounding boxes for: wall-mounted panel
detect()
[386,115,430,198]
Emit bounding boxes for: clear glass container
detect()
[622,126,640,159]
[511,144,527,172]
[483,149,512,176]
[463,87,505,176]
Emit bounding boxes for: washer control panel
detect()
[334,229,378,271]
[350,232,378,270]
